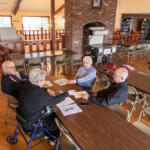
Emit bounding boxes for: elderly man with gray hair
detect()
[17,68,73,140]
[1,60,28,98]
[82,67,128,106]
[69,56,96,92]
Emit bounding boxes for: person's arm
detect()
[77,68,96,83]
[1,75,20,98]
[69,68,82,84]
[49,92,69,105]
[89,88,128,106]
[75,67,82,78]
[41,88,69,106]
[47,89,55,96]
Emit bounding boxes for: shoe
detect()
[49,140,55,146]
[44,136,49,140]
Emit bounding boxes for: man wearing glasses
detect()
[1,60,28,99]
[82,67,128,106]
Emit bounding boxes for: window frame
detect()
[22,16,50,31]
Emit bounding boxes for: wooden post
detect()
[37,30,39,40]
[29,30,31,40]
[51,0,56,50]
[21,41,25,53]
[45,30,47,39]
[41,28,43,40]
[62,34,65,48]
[33,30,35,40]
[24,31,27,40]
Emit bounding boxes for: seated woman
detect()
[69,56,96,92]
[1,60,28,99]
[17,68,73,140]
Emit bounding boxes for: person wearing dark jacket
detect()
[82,67,128,106]
[17,68,73,139]
[1,60,28,99]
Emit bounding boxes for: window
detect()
[22,17,49,30]
[0,16,12,27]
[92,0,101,8]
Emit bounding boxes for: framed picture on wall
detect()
[92,0,102,8]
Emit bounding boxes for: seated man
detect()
[82,67,128,106]
[69,56,96,92]
[17,68,73,139]
[1,60,28,99]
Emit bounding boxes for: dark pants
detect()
[78,84,91,93]
[41,112,60,139]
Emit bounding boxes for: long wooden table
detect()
[128,71,150,94]
[48,75,150,150]
[8,50,75,60]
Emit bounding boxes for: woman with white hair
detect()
[1,60,28,98]
[69,56,96,92]
[17,68,73,140]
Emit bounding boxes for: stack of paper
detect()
[56,97,82,116]
[54,78,69,86]
[73,91,87,98]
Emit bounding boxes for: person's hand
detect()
[68,90,76,96]
[47,89,56,96]
[69,80,76,84]
[82,92,89,100]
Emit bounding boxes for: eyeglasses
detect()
[7,66,15,69]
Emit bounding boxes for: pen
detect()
[64,107,73,112]
[60,102,75,107]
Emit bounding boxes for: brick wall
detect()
[65,0,117,53]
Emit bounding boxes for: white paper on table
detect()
[59,104,83,116]
[54,78,69,86]
[74,91,87,98]
[42,80,53,88]
[56,97,83,116]
[56,97,75,108]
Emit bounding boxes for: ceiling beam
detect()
[55,4,64,15]
[13,0,22,15]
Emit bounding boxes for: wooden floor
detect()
[0,53,150,150]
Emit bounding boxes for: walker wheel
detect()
[7,135,18,144]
